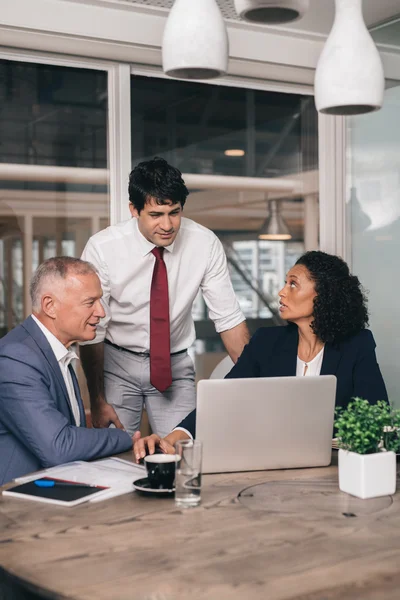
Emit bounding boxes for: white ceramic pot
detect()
[314,0,384,115]
[162,0,228,80]
[338,448,396,499]
[233,0,309,24]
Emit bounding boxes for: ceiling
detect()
[126,0,400,39]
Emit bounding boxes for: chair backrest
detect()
[209,355,234,379]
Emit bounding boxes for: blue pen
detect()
[34,479,100,489]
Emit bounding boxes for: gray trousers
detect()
[104,343,196,437]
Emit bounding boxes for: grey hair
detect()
[30,256,98,312]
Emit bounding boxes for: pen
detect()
[34,479,103,489]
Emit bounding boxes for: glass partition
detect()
[347,82,400,408]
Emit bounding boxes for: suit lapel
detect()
[269,326,298,377]
[320,342,343,376]
[21,317,74,417]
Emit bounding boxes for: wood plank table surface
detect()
[1,451,400,600]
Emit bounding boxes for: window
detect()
[347,82,400,407]
[131,74,319,343]
[0,59,109,335]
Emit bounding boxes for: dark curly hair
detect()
[295,251,369,344]
[129,156,189,213]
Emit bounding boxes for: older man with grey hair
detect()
[0,256,136,485]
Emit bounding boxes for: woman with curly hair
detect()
[224,250,387,404]
[133,251,388,457]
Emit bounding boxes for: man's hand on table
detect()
[133,430,190,463]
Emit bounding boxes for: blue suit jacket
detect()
[0,317,133,485]
[178,326,388,438]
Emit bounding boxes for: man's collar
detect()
[31,315,78,363]
[132,217,177,257]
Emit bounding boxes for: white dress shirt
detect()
[81,217,245,352]
[31,315,81,426]
[296,347,325,377]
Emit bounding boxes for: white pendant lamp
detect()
[234,0,309,24]
[315,0,384,115]
[162,0,228,80]
[258,200,292,240]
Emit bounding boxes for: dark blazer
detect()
[0,317,133,485]
[178,325,388,438]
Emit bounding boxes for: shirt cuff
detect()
[173,427,193,440]
[213,311,246,334]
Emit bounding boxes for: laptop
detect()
[196,375,337,474]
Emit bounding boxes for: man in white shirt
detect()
[0,257,136,485]
[80,157,249,437]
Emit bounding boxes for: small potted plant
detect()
[335,398,400,499]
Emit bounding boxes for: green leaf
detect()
[334,397,398,455]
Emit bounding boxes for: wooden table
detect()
[1,452,400,600]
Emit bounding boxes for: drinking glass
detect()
[175,440,202,508]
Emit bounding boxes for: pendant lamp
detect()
[234,0,309,24]
[258,200,292,240]
[162,0,228,80]
[315,0,384,115]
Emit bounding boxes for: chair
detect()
[209,355,234,379]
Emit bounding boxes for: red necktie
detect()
[150,247,172,392]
